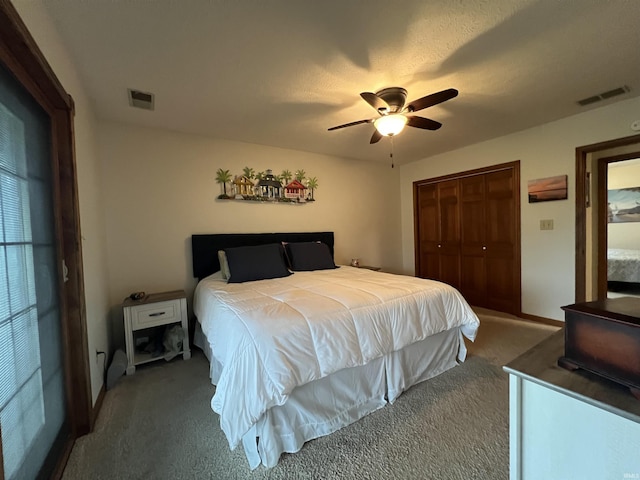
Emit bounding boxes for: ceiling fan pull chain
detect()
[390,136,395,168]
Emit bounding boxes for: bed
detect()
[191,232,480,469]
[608,248,640,284]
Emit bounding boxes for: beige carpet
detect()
[63,311,558,480]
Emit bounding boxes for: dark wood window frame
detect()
[0,0,92,477]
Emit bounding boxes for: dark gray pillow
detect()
[224,243,291,283]
[285,242,336,271]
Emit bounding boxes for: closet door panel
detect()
[486,170,516,245]
[460,175,487,303]
[460,175,486,245]
[415,180,460,287]
[485,169,517,313]
[438,180,460,288]
[438,180,459,245]
[416,184,440,279]
[460,255,485,306]
[439,253,461,289]
[484,255,515,312]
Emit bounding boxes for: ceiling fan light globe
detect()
[374,114,408,136]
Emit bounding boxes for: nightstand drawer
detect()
[131,300,180,330]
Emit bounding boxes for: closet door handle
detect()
[438,244,442,248]
[482,246,487,250]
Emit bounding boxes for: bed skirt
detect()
[195,323,465,469]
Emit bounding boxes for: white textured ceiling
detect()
[41,0,640,165]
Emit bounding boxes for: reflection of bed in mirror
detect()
[191,232,480,469]
[607,248,640,284]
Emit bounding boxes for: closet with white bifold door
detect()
[413,161,521,315]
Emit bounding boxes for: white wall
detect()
[14,0,111,404]
[400,96,640,321]
[608,159,640,250]
[97,121,402,312]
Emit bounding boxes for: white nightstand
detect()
[122,290,191,375]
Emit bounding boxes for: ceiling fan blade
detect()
[407,116,442,130]
[360,92,390,113]
[327,119,372,131]
[406,88,458,113]
[370,129,383,144]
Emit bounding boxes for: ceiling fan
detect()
[328,87,458,144]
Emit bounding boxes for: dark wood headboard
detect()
[191,232,334,280]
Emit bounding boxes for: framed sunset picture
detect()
[528,175,568,203]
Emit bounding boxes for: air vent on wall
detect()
[128,89,155,110]
[577,85,630,107]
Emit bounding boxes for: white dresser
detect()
[504,331,640,480]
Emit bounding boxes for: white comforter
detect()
[194,267,479,449]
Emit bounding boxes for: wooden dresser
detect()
[559,296,640,399]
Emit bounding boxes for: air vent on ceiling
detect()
[600,87,629,99]
[577,85,630,107]
[577,95,601,106]
[128,89,155,110]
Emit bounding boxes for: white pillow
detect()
[218,250,231,280]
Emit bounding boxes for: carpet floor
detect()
[62,310,558,480]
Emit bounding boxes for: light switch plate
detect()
[540,219,554,230]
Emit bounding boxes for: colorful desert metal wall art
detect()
[215,167,318,203]
[527,174,568,203]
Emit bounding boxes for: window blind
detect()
[0,102,46,480]
[1,44,70,477]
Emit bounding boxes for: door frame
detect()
[596,151,640,299]
[575,133,640,302]
[0,0,91,477]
